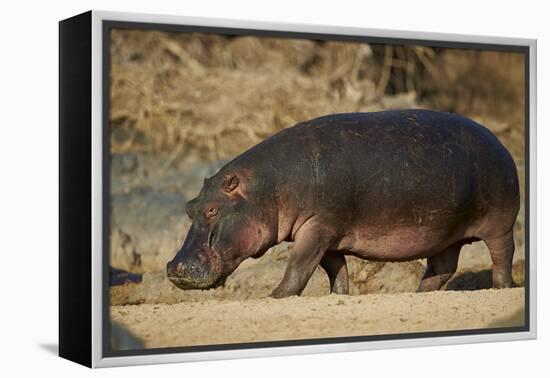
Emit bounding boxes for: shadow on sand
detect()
[447,270,494,291]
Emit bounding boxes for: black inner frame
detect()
[102,19,531,358]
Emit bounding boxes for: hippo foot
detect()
[269,279,306,298]
[485,231,515,289]
[416,242,461,292]
[417,273,454,292]
[269,287,295,299]
[492,270,513,289]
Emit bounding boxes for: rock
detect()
[110,188,190,273]
[349,259,424,294]
[111,153,139,175]
[110,153,228,197]
[174,158,229,199]
[512,259,525,287]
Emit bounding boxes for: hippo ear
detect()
[223,175,239,193]
[185,198,199,220]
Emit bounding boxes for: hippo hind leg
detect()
[484,230,515,289]
[417,242,462,292]
[320,251,349,295]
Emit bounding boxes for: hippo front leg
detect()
[270,220,334,298]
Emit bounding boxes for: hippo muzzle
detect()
[166,244,226,290]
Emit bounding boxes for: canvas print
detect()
[107,27,526,352]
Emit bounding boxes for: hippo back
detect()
[221,110,519,231]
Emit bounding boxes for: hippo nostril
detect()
[167,261,183,277]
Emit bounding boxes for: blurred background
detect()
[108,28,525,307]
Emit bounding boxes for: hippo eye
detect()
[206,207,218,219]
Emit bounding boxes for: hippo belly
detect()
[337,223,479,262]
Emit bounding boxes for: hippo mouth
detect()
[167,273,228,291]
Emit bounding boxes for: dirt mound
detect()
[110,243,426,305]
[110,252,525,306]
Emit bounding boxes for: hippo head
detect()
[167,171,276,290]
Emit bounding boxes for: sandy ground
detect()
[111,288,524,348]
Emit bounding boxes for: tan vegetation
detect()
[110,29,524,163]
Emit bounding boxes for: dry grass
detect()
[110,30,410,160]
[109,29,525,164]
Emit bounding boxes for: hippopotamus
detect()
[166,109,520,298]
